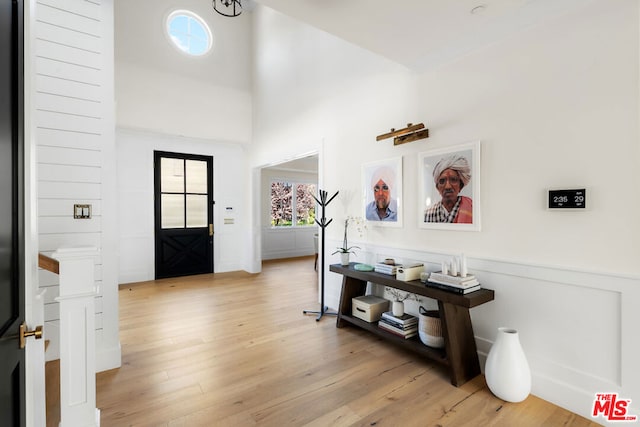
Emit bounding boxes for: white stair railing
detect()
[52,246,100,427]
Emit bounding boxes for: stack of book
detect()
[374,263,399,275]
[378,311,418,339]
[427,272,481,294]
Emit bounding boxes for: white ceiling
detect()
[113,0,590,168]
[254,0,591,71]
[266,155,319,174]
[115,0,592,81]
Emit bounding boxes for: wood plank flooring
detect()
[49,257,601,426]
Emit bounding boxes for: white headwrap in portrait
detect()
[432,155,471,188]
[370,166,395,190]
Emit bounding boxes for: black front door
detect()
[0,0,25,425]
[154,151,214,279]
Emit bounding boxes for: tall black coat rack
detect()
[303,189,339,321]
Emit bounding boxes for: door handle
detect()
[209,224,214,236]
[19,323,43,349]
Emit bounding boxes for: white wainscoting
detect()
[262,227,318,260]
[321,240,640,424]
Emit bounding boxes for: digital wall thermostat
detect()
[548,189,586,209]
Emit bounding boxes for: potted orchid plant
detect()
[332,217,362,266]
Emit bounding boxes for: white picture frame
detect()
[362,157,403,228]
[418,141,480,231]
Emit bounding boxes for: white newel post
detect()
[53,247,100,427]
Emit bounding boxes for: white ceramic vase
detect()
[485,327,531,403]
[392,301,404,317]
[340,252,350,266]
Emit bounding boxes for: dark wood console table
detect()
[330,263,494,386]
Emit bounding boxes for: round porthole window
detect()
[166,10,213,56]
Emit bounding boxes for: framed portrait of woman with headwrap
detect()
[419,141,480,231]
[362,157,402,227]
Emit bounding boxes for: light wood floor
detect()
[48,257,601,426]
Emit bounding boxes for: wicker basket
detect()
[418,307,444,348]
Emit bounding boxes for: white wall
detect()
[33,0,120,371]
[113,0,254,281]
[116,128,247,284]
[250,1,640,423]
[261,168,318,260]
[113,0,253,144]
[115,62,252,143]
[411,1,640,272]
[115,0,252,92]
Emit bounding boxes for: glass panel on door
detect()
[161,158,185,193]
[186,160,207,194]
[186,195,208,227]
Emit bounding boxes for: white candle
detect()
[460,254,467,278]
[441,261,448,275]
[450,257,458,276]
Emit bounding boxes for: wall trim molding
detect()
[321,238,640,422]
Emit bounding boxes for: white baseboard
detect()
[96,343,122,372]
[262,249,315,260]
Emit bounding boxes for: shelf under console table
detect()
[329,263,495,387]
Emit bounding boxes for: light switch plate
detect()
[74,204,92,219]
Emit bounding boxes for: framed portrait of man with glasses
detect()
[362,157,402,227]
[419,141,480,231]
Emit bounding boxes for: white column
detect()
[53,246,100,427]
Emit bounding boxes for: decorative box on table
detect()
[396,263,424,281]
[352,295,389,322]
